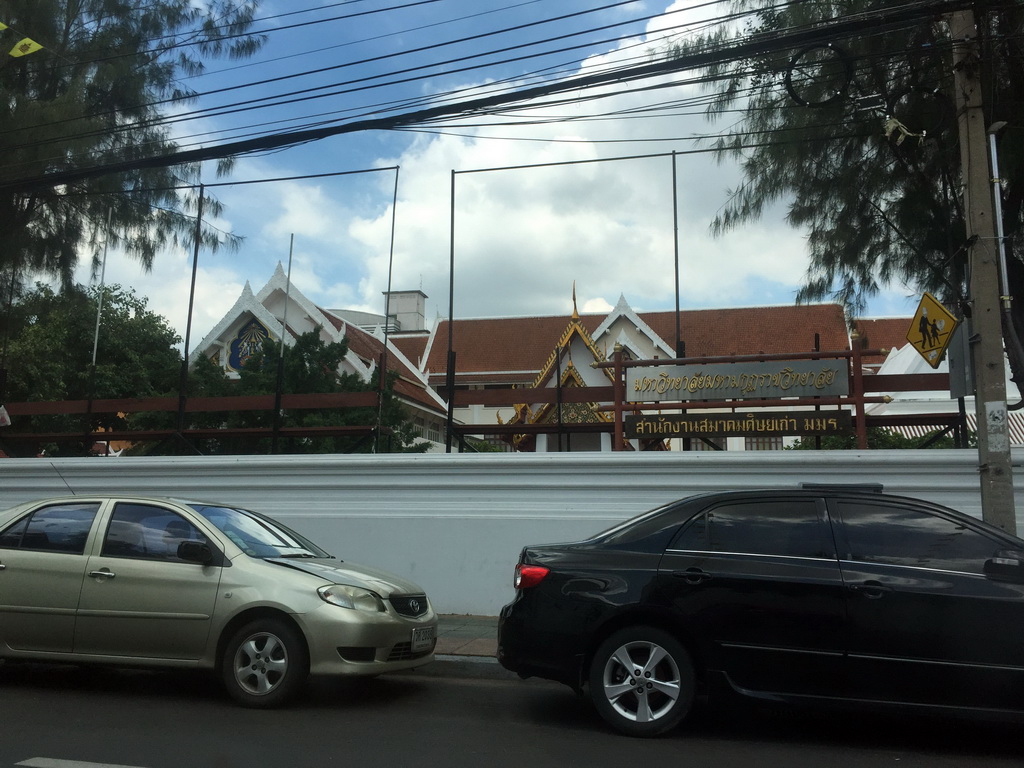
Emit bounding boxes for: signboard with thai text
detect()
[625,410,852,439]
[625,359,849,403]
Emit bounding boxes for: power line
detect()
[0,13,905,174]
[0,0,656,149]
[0,15,958,186]
[4,0,814,175]
[0,0,971,192]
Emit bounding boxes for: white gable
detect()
[188,281,287,369]
[592,294,674,360]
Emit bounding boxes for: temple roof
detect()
[191,267,447,418]
[336,319,448,416]
[417,303,851,384]
[852,317,914,367]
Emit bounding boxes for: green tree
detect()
[787,427,961,450]
[671,1,1024,393]
[0,0,263,294]
[231,331,428,454]
[133,329,428,455]
[2,282,182,455]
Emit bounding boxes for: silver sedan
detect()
[0,496,437,706]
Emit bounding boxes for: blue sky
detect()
[79,0,923,343]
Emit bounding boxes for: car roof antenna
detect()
[50,462,76,495]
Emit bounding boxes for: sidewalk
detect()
[435,614,499,657]
[413,614,512,680]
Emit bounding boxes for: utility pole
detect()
[951,9,1016,534]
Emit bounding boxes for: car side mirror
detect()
[178,540,215,565]
[983,550,1024,583]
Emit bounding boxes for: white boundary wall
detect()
[2,450,1023,615]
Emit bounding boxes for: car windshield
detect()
[187,503,332,560]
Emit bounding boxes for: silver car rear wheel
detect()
[589,626,695,737]
[222,619,308,708]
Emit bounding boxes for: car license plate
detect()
[411,626,435,652]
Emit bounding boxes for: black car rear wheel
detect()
[588,626,695,737]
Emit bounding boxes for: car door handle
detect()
[848,580,892,599]
[0,563,5,570]
[673,568,713,585]
[88,569,116,579]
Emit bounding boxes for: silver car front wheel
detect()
[589,626,695,737]
[222,619,308,708]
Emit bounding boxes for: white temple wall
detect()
[2,450,1021,616]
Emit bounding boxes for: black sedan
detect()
[497,487,1024,736]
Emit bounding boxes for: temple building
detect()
[193,268,1015,452]
[189,265,450,448]
[394,292,874,451]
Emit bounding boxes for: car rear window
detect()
[0,502,100,555]
[671,499,830,558]
[593,501,694,549]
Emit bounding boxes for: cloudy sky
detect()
[77,0,922,344]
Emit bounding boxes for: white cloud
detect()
[76,2,920,345]
[76,241,243,350]
[340,7,818,323]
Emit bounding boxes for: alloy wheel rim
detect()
[233,632,289,696]
[601,640,681,723]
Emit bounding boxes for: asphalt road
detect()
[0,661,1021,768]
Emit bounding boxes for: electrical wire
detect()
[2,0,921,163]
[0,0,666,146]
[0,0,975,186]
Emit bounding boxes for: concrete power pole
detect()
[951,9,1016,534]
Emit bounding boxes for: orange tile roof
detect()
[392,335,429,368]
[334,318,445,416]
[424,304,854,382]
[426,315,603,378]
[641,304,849,357]
[853,317,914,365]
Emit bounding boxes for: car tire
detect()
[588,626,695,737]
[221,618,309,708]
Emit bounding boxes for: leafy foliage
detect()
[668,1,1024,393]
[130,329,428,455]
[1,282,182,454]
[787,427,962,450]
[0,1,263,293]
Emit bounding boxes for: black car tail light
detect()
[514,564,550,589]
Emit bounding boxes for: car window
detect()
[102,503,210,562]
[835,500,1001,574]
[592,501,685,545]
[0,502,100,554]
[671,499,829,558]
[188,503,329,559]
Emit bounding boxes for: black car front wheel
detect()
[588,626,695,737]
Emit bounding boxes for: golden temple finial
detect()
[571,281,579,319]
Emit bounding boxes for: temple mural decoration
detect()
[228,318,271,372]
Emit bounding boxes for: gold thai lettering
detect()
[801,416,841,432]
[633,365,843,398]
[628,413,835,437]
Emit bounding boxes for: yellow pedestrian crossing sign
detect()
[907,292,959,369]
